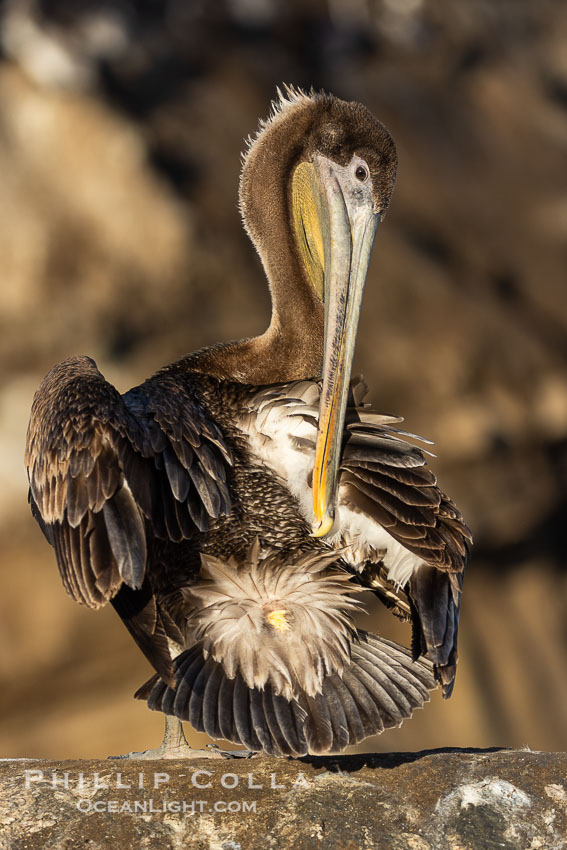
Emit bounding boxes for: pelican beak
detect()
[310,155,380,537]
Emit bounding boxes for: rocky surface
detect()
[0,749,565,849]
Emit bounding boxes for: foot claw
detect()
[206,744,260,759]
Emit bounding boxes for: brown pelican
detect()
[25,86,470,758]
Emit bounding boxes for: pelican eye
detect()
[355,165,368,182]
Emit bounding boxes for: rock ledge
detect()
[1,749,565,849]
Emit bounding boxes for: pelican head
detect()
[240,86,397,535]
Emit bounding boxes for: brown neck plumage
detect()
[188,98,325,385]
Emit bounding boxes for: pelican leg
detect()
[109,715,226,760]
[109,715,260,759]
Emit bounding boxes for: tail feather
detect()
[361,635,435,713]
[218,675,236,742]
[320,680,350,751]
[233,676,263,752]
[144,630,436,756]
[146,677,167,710]
[161,673,179,716]
[272,690,306,756]
[172,647,203,717]
[358,639,431,701]
[202,662,225,739]
[263,688,298,756]
[352,653,412,720]
[188,657,211,730]
[355,643,427,707]
[301,692,334,754]
[340,667,385,733]
[249,687,276,754]
[323,676,366,744]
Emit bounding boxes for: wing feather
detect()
[26,355,233,682]
[26,356,233,609]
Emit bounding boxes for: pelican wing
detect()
[337,391,470,697]
[25,356,232,683]
[339,417,471,575]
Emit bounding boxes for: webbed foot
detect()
[109,715,225,759]
[108,715,260,759]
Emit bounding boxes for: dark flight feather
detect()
[338,406,472,574]
[111,582,176,685]
[409,565,463,698]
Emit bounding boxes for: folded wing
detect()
[25,355,232,681]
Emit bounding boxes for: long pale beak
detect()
[311,158,380,537]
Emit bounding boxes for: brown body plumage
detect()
[25,87,471,757]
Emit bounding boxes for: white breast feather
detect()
[329,503,426,588]
[239,386,425,587]
[243,394,317,522]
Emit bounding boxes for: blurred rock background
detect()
[0,0,566,758]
